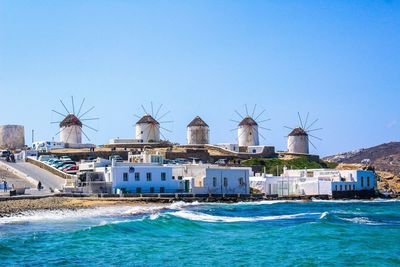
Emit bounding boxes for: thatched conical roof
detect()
[238,116,258,126]
[136,115,159,125]
[188,116,208,127]
[288,127,308,136]
[60,114,82,128]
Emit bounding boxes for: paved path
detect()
[0,159,65,192]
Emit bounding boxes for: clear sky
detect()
[0,1,399,156]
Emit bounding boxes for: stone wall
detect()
[0,125,25,149]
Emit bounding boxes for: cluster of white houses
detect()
[250,168,377,198]
[75,154,376,198]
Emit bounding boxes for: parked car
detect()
[60,156,72,161]
[0,150,11,158]
[58,163,74,170]
[39,155,56,162]
[49,160,63,167]
[53,160,76,169]
[63,165,78,174]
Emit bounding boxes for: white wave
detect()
[320,212,329,219]
[233,200,305,206]
[168,200,304,210]
[168,201,205,209]
[169,210,321,223]
[311,198,400,203]
[0,204,168,225]
[339,216,384,225]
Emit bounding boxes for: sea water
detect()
[0,200,399,266]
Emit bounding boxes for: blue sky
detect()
[0,1,399,156]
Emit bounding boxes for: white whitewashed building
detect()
[250,168,376,197]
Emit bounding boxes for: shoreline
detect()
[1,195,398,217]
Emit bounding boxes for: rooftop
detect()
[188,116,209,127]
[238,116,258,126]
[288,127,308,136]
[60,114,82,128]
[136,115,159,125]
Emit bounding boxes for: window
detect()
[123,172,128,182]
[345,184,348,191]
[150,187,154,193]
[353,185,355,190]
[340,185,342,191]
[135,172,140,181]
[136,187,141,193]
[178,176,183,180]
[361,177,364,187]
[172,176,175,180]
[335,185,338,191]
[161,172,166,181]
[239,177,244,186]
[146,172,152,181]
[224,177,228,187]
[160,187,165,193]
[213,177,217,187]
[367,177,370,187]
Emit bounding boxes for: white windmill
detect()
[134,103,172,143]
[231,104,271,147]
[52,97,99,144]
[285,112,322,154]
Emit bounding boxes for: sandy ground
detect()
[0,197,161,217]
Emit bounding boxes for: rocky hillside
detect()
[324,142,400,193]
[324,142,400,175]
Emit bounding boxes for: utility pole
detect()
[31,129,34,144]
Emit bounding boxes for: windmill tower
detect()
[59,114,82,144]
[134,103,172,143]
[285,112,322,154]
[187,116,209,145]
[238,117,259,147]
[52,97,99,144]
[231,105,270,147]
[135,115,160,143]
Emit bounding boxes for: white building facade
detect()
[250,168,376,197]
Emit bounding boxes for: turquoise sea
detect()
[0,200,399,266]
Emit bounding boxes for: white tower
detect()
[288,128,309,154]
[135,115,160,143]
[59,114,82,144]
[238,116,259,147]
[187,116,209,145]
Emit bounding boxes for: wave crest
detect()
[168,210,322,223]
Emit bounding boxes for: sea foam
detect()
[168,210,322,223]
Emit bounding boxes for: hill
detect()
[324,142,400,193]
[323,142,400,175]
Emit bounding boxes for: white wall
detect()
[111,165,183,193]
[135,123,160,143]
[191,168,250,194]
[238,125,259,147]
[60,125,82,144]
[288,135,309,154]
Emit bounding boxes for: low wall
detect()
[26,158,74,180]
